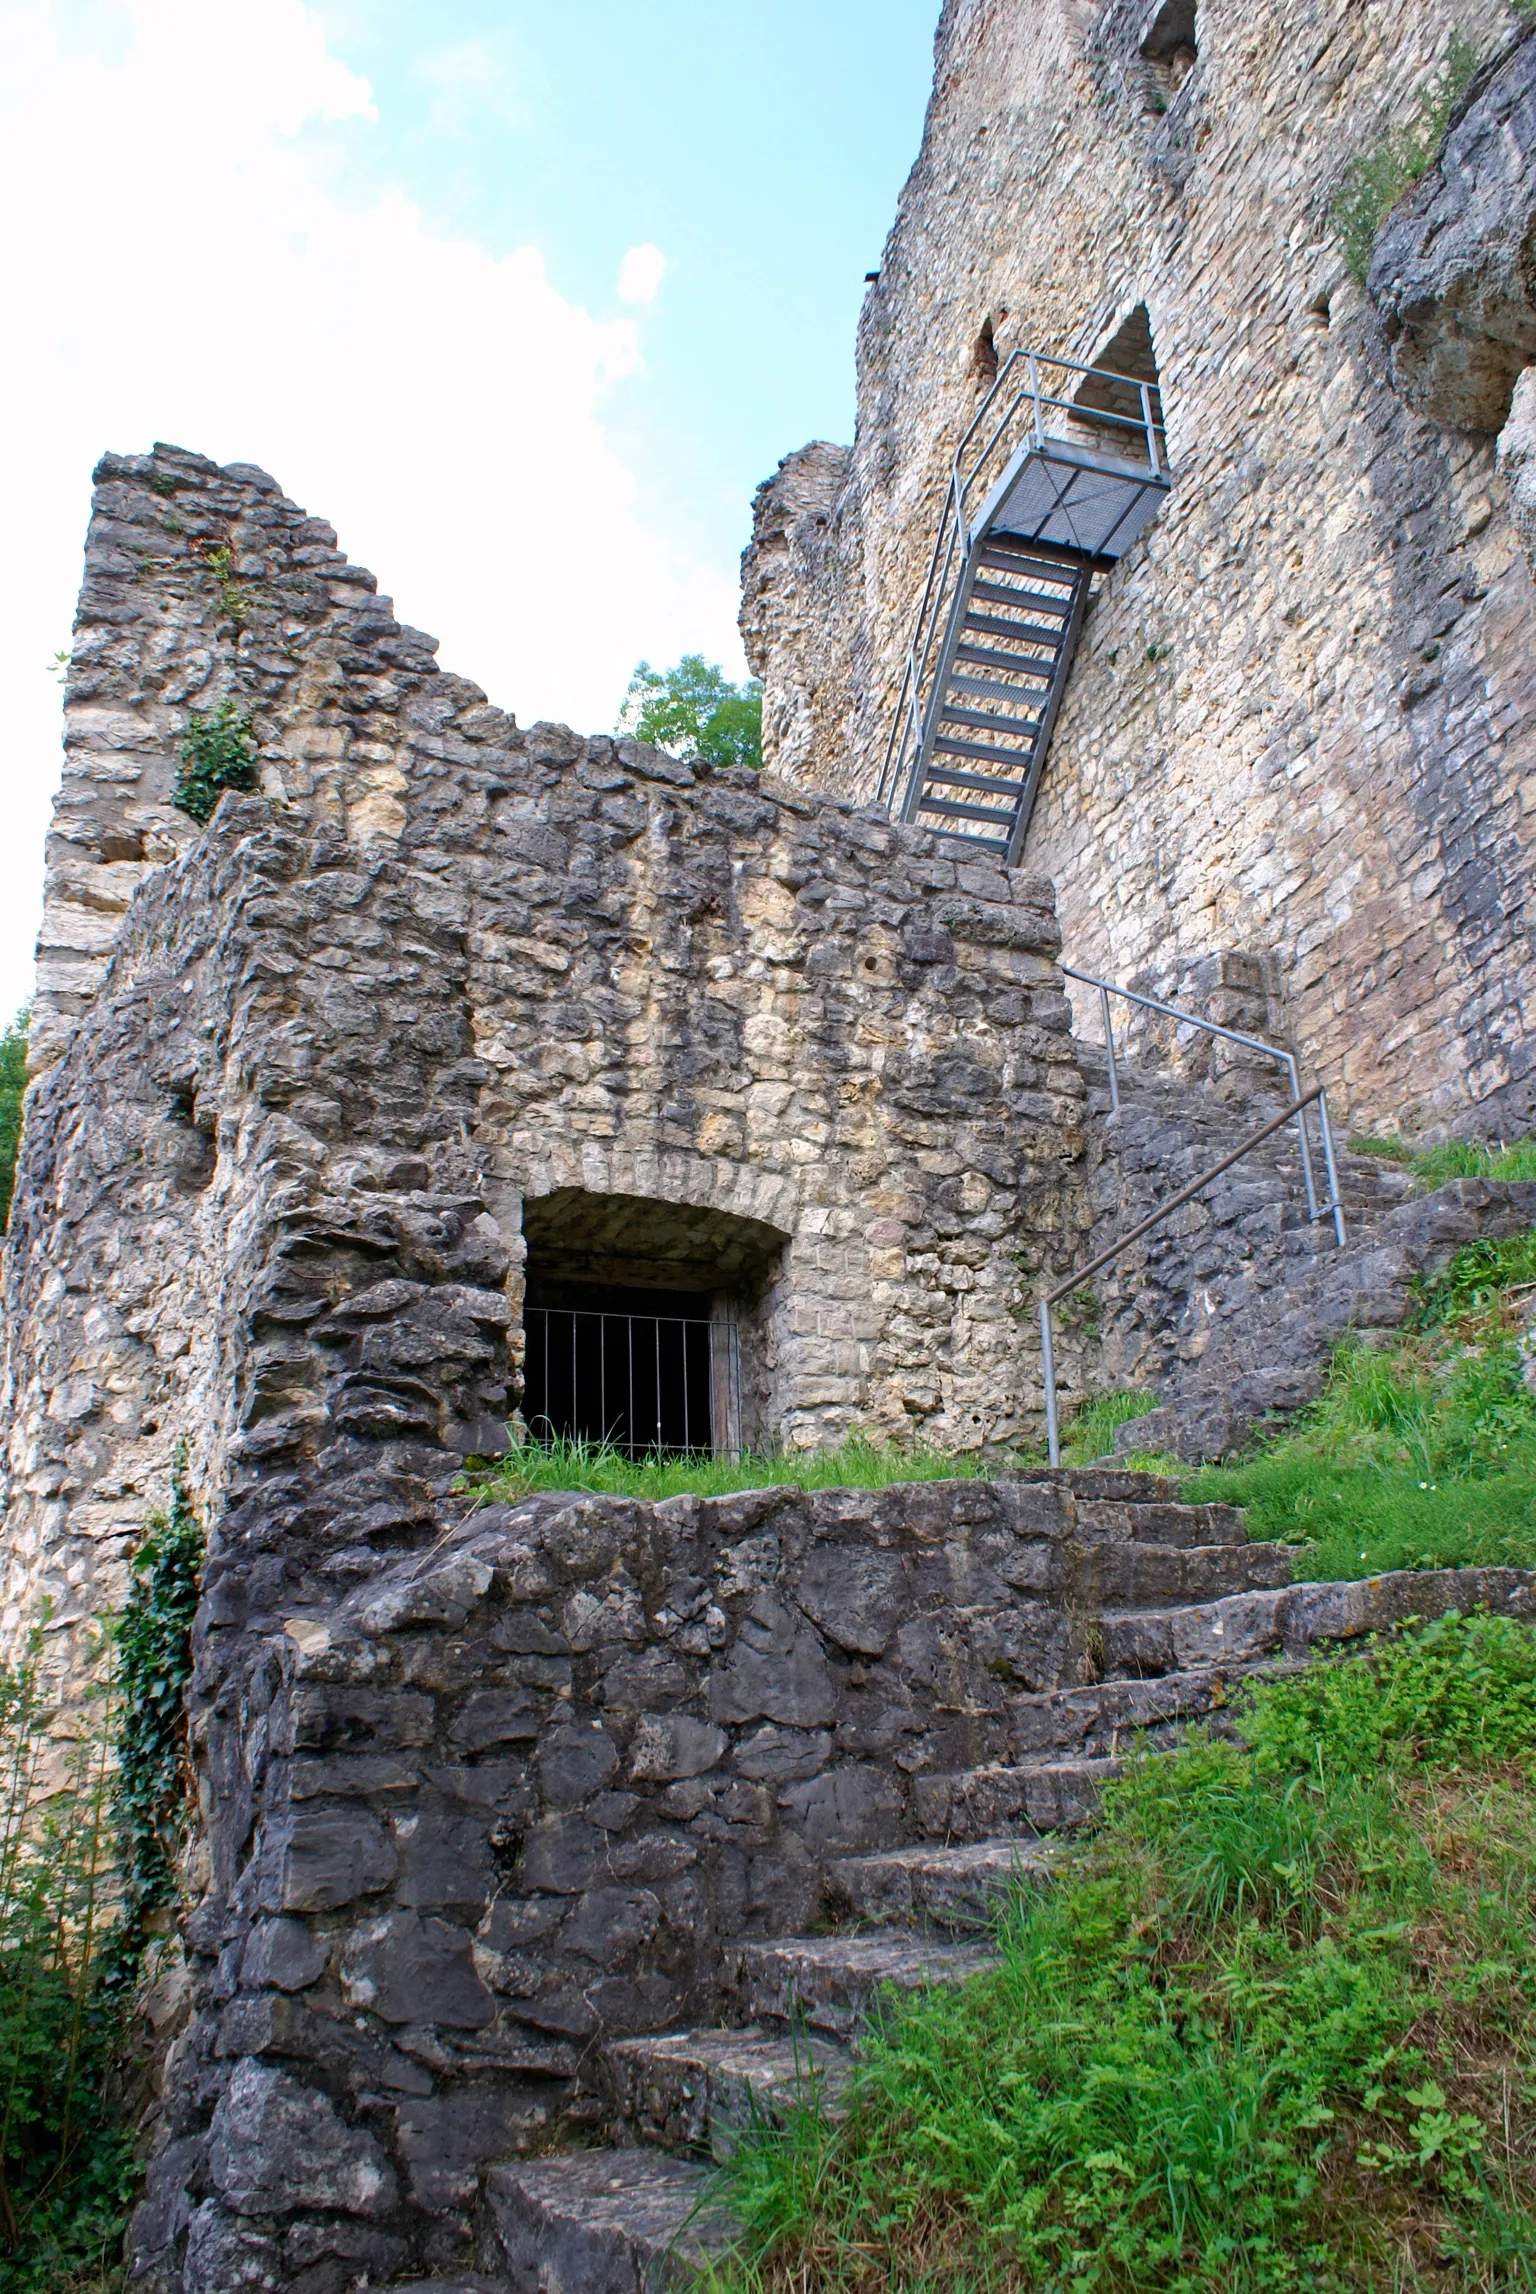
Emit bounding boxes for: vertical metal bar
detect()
[655,1322,662,1459]
[627,1317,635,1458]
[1099,983,1120,1115]
[682,1323,690,1453]
[599,1312,607,1449]
[1284,1052,1320,1222]
[1140,381,1161,476]
[1027,352,1043,447]
[1315,1090,1348,1248]
[570,1314,577,1441]
[1039,1298,1060,1469]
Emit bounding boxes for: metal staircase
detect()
[879,347,1173,863]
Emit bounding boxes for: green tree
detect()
[618,654,762,771]
[0,1007,29,1233]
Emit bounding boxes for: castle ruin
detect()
[4,1,1536,2285]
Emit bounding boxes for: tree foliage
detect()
[618,654,762,771]
[0,1008,29,1234]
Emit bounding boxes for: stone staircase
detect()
[401,1473,1536,2292]
[1079,1049,1536,1461]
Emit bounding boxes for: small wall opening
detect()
[520,1188,789,1456]
[1071,303,1164,462]
[1138,0,1197,104]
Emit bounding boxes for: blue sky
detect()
[0,0,939,1019]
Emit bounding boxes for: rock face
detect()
[1497,363,1536,574]
[739,442,860,790]
[744,0,1536,1138]
[1369,31,1536,433]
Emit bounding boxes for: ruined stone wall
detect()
[2,444,1091,1733]
[748,0,1536,1138]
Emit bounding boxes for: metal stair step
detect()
[485,2150,735,2291]
[914,793,1017,826]
[824,1836,1058,1928]
[913,1756,1128,1840]
[604,2026,851,2157]
[938,703,1041,738]
[945,672,1049,707]
[954,639,1053,676]
[926,764,1031,798]
[968,578,1071,616]
[932,732,1046,767]
[960,608,1068,645]
[727,1932,996,2036]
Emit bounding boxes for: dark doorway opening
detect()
[523,1282,721,1457]
[519,1189,789,1457]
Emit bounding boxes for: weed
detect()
[147,472,176,499]
[172,700,257,826]
[109,1446,203,1960]
[0,1008,27,1232]
[462,1432,999,1506]
[1351,1131,1536,1186]
[197,542,253,629]
[712,1615,1536,2291]
[1332,35,1482,281]
[1057,1388,1160,1466]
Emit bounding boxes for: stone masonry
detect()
[743,0,1536,1139]
[1,441,1089,1757]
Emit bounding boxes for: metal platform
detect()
[879,347,1173,864]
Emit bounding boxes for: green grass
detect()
[1331,34,1481,283]
[710,1614,1536,2292]
[460,1432,1000,1506]
[1178,1232,1536,1579]
[1351,1134,1536,1188]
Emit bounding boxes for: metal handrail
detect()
[876,345,1167,814]
[1038,1086,1328,1467]
[1061,963,1347,1248]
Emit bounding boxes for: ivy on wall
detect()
[172,701,257,826]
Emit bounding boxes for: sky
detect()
[0,0,939,1021]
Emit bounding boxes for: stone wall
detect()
[135,1471,1143,2286]
[1,443,1091,1745]
[746,0,1536,1139]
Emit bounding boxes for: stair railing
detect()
[876,348,1166,819]
[1062,963,1346,1248]
[1038,1084,1332,1467]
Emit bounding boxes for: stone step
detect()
[1006,1664,1293,1759]
[914,1756,1125,1840]
[727,1931,996,2037]
[824,1835,1057,1928]
[1101,1564,1536,1679]
[1071,1536,1295,1608]
[604,2025,851,2157]
[385,2280,510,2293]
[485,2150,735,2292]
[1037,1466,1180,1501]
[1075,1497,1247,1548]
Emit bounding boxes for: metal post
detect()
[1315,1090,1348,1248]
[1027,353,1044,448]
[1284,1052,1321,1223]
[1040,1298,1060,1468]
[1140,381,1161,476]
[1099,983,1120,1115]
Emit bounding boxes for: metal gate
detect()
[523,1305,741,1457]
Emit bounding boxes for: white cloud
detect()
[616,242,669,305]
[0,0,741,1020]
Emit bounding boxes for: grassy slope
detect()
[711,1616,1536,2292]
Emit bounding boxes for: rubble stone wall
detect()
[744,0,1536,1138]
[2,443,1092,1743]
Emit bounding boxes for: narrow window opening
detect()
[1138,0,1197,108]
[1071,303,1164,464]
[971,315,1000,389]
[1306,291,1332,334]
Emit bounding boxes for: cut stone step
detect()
[914,1756,1125,1841]
[1041,1467,1180,1501]
[486,2150,735,2293]
[1071,1537,1295,1609]
[824,1835,1057,1927]
[604,2025,851,2156]
[1101,1564,1536,1679]
[728,1932,996,2036]
[385,2281,510,2293]
[1006,1665,1295,1759]
[1075,1498,1247,1548]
